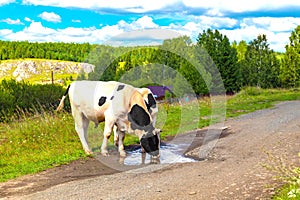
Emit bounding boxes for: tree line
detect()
[85,26,300,94]
[1,25,300,94]
[0,40,93,62]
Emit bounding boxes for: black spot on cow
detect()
[98,96,106,106]
[117,84,125,91]
[128,104,150,129]
[110,96,114,100]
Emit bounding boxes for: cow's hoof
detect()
[151,154,160,159]
[85,150,93,155]
[119,150,126,157]
[101,151,109,156]
[114,141,119,146]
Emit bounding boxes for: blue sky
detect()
[0,0,300,52]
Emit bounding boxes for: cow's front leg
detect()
[101,121,114,156]
[141,145,146,153]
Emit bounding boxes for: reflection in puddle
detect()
[124,144,196,165]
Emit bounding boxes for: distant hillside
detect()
[0,59,94,84]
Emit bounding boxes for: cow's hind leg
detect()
[101,120,114,156]
[113,125,119,146]
[116,128,126,157]
[73,112,92,155]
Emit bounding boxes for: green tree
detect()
[232,40,247,62]
[280,25,300,87]
[162,36,210,94]
[197,29,240,93]
[241,34,280,88]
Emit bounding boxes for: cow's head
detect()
[140,128,161,157]
[128,104,160,157]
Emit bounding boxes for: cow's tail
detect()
[56,85,70,112]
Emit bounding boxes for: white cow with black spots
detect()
[56,81,160,158]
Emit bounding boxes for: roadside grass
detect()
[262,151,300,200]
[1,87,300,183]
[274,184,300,200]
[227,87,300,118]
[0,112,87,182]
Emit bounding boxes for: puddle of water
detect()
[124,143,196,165]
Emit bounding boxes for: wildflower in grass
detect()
[287,188,300,198]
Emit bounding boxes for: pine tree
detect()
[197,29,240,93]
[280,25,300,87]
[241,34,280,88]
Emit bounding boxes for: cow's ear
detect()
[128,104,150,127]
[147,93,156,108]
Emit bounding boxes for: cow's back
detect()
[68,81,137,123]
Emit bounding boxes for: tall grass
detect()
[0,79,69,122]
[0,111,86,182]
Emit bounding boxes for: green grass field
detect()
[1,87,300,198]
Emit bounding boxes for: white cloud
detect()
[26,21,56,35]
[242,17,300,32]
[219,25,290,52]
[0,0,14,6]
[206,8,223,17]
[0,14,297,52]
[24,17,33,22]
[23,0,179,13]
[0,29,13,36]
[1,16,159,43]
[132,16,159,29]
[23,0,300,15]
[108,29,181,46]
[164,16,298,52]
[183,0,300,14]
[4,22,56,41]
[1,18,23,25]
[195,16,237,28]
[72,19,81,23]
[38,11,61,23]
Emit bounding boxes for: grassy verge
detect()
[263,151,300,199]
[0,112,87,182]
[1,87,300,182]
[274,184,300,199]
[227,87,300,118]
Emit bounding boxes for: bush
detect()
[0,79,69,122]
[0,90,15,121]
[237,86,263,96]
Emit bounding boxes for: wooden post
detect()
[51,71,54,84]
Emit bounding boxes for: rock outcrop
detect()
[0,59,95,82]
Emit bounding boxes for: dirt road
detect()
[1,101,300,199]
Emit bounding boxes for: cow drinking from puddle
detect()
[56,81,160,158]
[113,87,159,155]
